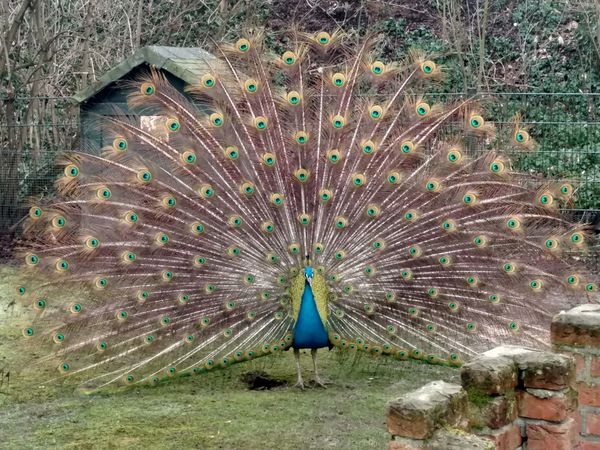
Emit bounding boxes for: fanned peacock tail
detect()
[16,30,599,390]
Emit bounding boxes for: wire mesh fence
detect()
[1,92,599,263]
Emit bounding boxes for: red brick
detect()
[526,418,578,450]
[574,353,586,376]
[587,413,600,436]
[480,423,522,450]
[579,383,600,407]
[580,440,600,450]
[479,395,518,429]
[551,305,600,347]
[592,357,600,378]
[516,390,574,422]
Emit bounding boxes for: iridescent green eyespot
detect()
[370,61,385,75]
[141,82,155,95]
[166,118,180,132]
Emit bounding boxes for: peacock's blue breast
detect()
[292,281,329,349]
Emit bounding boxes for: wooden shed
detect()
[73,46,218,150]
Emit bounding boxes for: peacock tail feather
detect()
[16,30,598,390]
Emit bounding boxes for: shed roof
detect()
[73,46,218,104]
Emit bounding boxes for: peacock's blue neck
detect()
[292,279,329,349]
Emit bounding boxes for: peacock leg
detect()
[293,348,304,390]
[311,348,328,388]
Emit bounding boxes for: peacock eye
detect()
[298,214,311,225]
[113,137,128,152]
[34,299,46,310]
[244,79,258,93]
[469,115,484,129]
[369,105,383,119]
[294,168,310,183]
[269,193,283,206]
[282,51,297,65]
[254,116,268,130]
[48,262,63,280]
[287,91,301,105]
[262,152,276,167]
[332,115,345,129]
[236,38,251,52]
[315,31,331,45]
[125,211,139,224]
[95,277,108,289]
[447,149,462,163]
[319,189,332,202]
[84,237,99,249]
[515,130,529,143]
[404,210,416,221]
[400,140,414,154]
[415,102,430,117]
[64,164,79,178]
[182,150,196,164]
[490,161,504,173]
[26,253,39,266]
[141,82,155,95]
[122,251,136,263]
[225,146,239,160]
[29,206,42,218]
[166,118,180,132]
[188,221,204,234]
[370,61,385,75]
[361,140,376,155]
[98,187,112,199]
[201,73,216,88]
[335,216,347,229]
[332,73,346,87]
[52,215,66,228]
[137,169,152,183]
[420,60,436,74]
[294,131,309,145]
[351,173,366,187]
[162,195,176,208]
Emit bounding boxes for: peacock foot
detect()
[294,379,305,390]
[313,376,329,388]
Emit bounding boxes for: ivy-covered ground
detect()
[0,264,458,449]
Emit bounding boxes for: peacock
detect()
[16,30,599,391]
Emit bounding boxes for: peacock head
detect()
[304,255,314,280]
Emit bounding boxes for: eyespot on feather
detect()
[370,61,385,75]
[244,78,258,93]
[293,131,309,145]
[286,91,301,105]
[281,51,297,66]
[415,102,431,117]
[236,38,251,53]
[420,60,436,75]
[331,73,346,87]
[201,73,216,88]
[315,31,331,46]
[140,82,155,95]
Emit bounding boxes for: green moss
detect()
[466,387,495,408]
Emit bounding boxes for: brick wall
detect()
[552,304,600,450]
[386,303,600,449]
